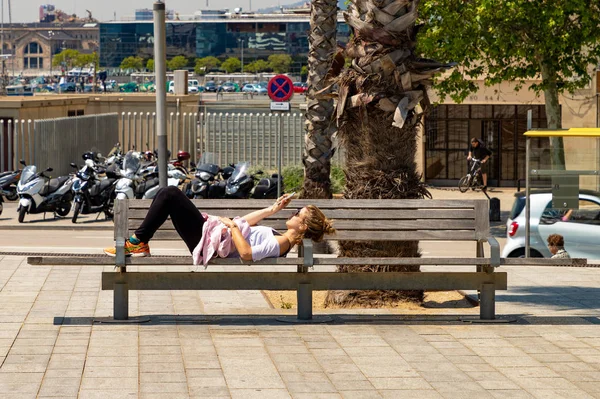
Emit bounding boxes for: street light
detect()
[238,38,244,74]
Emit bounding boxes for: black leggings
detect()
[134,186,205,253]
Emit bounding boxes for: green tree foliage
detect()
[418,0,600,131]
[146,59,154,72]
[300,65,308,77]
[74,52,98,68]
[221,57,241,73]
[52,49,80,68]
[167,55,189,71]
[268,54,292,73]
[194,56,220,75]
[120,56,144,71]
[244,59,270,73]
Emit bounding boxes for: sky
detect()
[10,0,299,23]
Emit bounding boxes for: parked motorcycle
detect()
[70,158,117,223]
[114,151,141,200]
[225,162,257,199]
[16,160,73,223]
[251,172,284,199]
[0,169,21,201]
[187,153,226,199]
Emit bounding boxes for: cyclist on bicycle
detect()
[467,138,492,190]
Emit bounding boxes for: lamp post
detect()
[154,0,168,188]
[238,38,244,74]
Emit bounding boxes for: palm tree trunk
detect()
[325,0,451,307]
[302,0,338,199]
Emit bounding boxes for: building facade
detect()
[0,23,99,77]
[420,74,600,188]
[99,16,351,72]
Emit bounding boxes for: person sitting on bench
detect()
[104,186,335,265]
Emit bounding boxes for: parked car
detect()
[119,82,139,93]
[502,189,600,259]
[204,81,218,92]
[220,82,238,92]
[293,82,308,94]
[242,84,267,94]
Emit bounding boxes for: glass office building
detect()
[100,18,351,71]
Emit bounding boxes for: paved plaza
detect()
[0,188,600,398]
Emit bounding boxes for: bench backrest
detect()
[119,199,490,242]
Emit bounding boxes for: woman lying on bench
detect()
[104,186,335,266]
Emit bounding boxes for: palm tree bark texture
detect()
[302,0,338,199]
[325,0,452,306]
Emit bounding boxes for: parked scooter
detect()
[114,151,141,200]
[251,173,284,199]
[225,162,257,199]
[0,169,21,201]
[187,152,226,199]
[16,160,74,223]
[70,157,117,223]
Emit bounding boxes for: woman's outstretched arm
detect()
[243,194,293,226]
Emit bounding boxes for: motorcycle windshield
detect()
[229,162,250,184]
[20,165,37,184]
[122,151,140,178]
[198,152,218,165]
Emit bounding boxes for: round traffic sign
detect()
[267,75,294,102]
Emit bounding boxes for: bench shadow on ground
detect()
[498,285,600,309]
[53,313,600,326]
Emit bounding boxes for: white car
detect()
[168,81,199,94]
[502,190,600,259]
[242,84,267,94]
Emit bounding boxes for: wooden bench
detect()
[29,198,512,321]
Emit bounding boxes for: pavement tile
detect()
[340,391,383,399]
[83,367,138,378]
[140,382,189,393]
[140,372,187,383]
[77,391,138,399]
[527,389,595,399]
[370,377,433,390]
[379,390,443,398]
[188,386,231,397]
[331,379,375,391]
[290,394,342,399]
[80,377,138,391]
[37,380,81,397]
[230,389,291,399]
[139,394,191,399]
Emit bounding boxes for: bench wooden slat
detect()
[127,209,476,220]
[148,230,480,241]
[127,219,478,232]
[127,199,482,209]
[27,256,304,266]
[102,271,508,291]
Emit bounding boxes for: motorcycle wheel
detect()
[0,202,3,216]
[5,189,17,201]
[458,176,471,193]
[18,207,26,223]
[72,202,81,223]
[55,202,71,217]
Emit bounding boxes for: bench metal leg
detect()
[297,283,313,320]
[114,282,129,320]
[479,283,495,320]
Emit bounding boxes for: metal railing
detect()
[0,114,119,176]
[119,111,344,169]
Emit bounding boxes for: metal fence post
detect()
[7,120,12,170]
[127,112,132,150]
[120,112,125,145]
[27,120,33,165]
[169,112,174,155]
[133,112,138,150]
[0,121,4,172]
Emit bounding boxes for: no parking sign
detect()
[268,75,293,111]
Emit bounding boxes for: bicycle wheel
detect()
[458,176,471,193]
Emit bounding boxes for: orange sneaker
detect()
[104,239,150,257]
